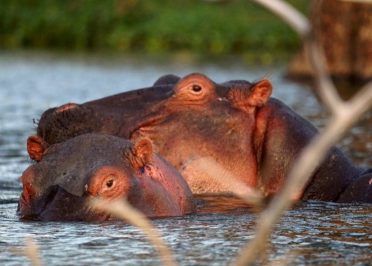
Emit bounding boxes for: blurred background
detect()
[0,0,307,63]
[1,0,371,81]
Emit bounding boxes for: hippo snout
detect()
[37,185,94,221]
[18,184,93,221]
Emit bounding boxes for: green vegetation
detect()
[0,0,308,60]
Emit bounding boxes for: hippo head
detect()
[129,73,272,194]
[19,133,193,221]
[36,76,179,145]
[36,103,100,147]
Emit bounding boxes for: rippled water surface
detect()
[0,52,371,265]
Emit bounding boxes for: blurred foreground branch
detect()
[186,157,263,206]
[90,198,177,266]
[233,0,372,265]
[10,236,42,266]
[340,0,372,3]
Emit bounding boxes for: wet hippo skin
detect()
[19,133,194,221]
[31,73,371,203]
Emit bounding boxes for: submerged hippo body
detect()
[19,133,194,221]
[32,73,371,203]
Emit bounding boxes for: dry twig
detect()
[340,0,372,3]
[10,236,42,266]
[89,198,177,266]
[185,157,263,205]
[233,0,372,265]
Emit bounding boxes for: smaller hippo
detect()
[18,133,194,221]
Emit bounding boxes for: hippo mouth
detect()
[18,185,108,221]
[128,112,168,140]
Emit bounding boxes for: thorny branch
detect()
[233,0,372,265]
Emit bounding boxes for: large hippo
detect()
[30,73,371,203]
[19,133,194,221]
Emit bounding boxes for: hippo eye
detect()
[105,178,115,189]
[191,84,202,93]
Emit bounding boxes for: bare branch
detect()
[185,157,263,205]
[340,0,372,3]
[306,38,344,113]
[234,85,372,265]
[24,237,42,266]
[253,0,344,113]
[232,1,372,265]
[90,198,177,266]
[10,236,43,266]
[347,81,372,115]
[252,0,310,37]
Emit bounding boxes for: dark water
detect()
[0,52,371,265]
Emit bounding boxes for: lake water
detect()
[0,52,371,265]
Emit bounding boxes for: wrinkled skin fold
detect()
[19,133,194,221]
[30,73,371,203]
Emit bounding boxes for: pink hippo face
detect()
[19,133,194,221]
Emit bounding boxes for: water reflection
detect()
[0,53,370,265]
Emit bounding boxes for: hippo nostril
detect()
[23,182,34,199]
[42,185,60,208]
[20,181,37,208]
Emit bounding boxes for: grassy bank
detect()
[0,0,308,60]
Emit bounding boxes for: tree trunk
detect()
[287,0,372,82]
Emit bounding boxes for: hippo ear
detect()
[129,138,154,169]
[153,74,180,86]
[249,79,272,107]
[27,135,49,161]
[228,79,272,111]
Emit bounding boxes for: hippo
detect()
[30,73,371,203]
[19,133,194,221]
